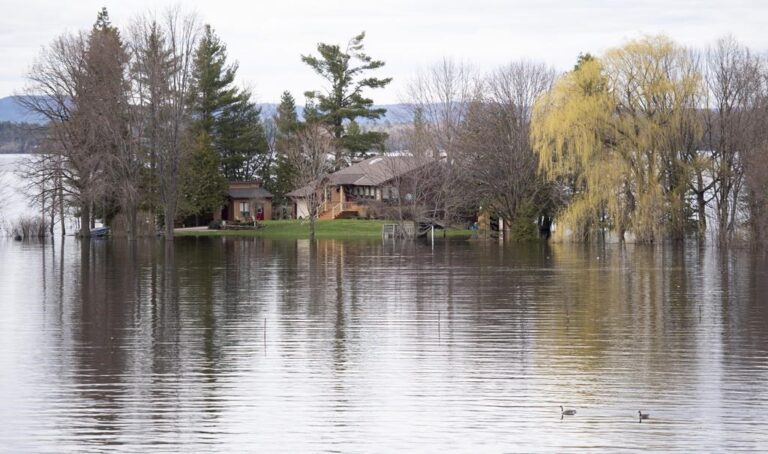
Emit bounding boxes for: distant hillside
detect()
[1,95,415,126]
[0,96,46,124]
[257,103,414,126]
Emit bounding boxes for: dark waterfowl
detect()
[560,406,576,416]
[638,410,650,421]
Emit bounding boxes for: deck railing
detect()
[319,201,363,219]
[331,202,361,218]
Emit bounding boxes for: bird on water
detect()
[638,410,650,421]
[560,406,576,416]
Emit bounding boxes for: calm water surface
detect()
[1,238,767,452]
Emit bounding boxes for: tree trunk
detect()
[127,204,138,241]
[165,204,175,241]
[49,191,55,238]
[59,181,66,237]
[41,187,47,240]
[696,190,706,238]
[90,201,96,230]
[309,214,316,240]
[80,202,91,238]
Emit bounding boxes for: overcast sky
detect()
[1,0,767,104]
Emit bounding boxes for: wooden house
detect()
[286,155,434,220]
[216,181,273,222]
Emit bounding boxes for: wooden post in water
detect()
[431,225,435,249]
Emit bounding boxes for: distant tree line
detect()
[0,122,42,154]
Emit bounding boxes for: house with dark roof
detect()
[286,155,434,220]
[216,181,273,222]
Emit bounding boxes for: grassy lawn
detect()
[175,219,472,240]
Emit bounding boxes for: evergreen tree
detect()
[301,31,392,167]
[275,90,300,134]
[189,25,268,181]
[180,132,228,224]
[216,93,269,180]
[267,91,300,209]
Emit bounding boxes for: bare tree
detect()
[80,10,136,239]
[19,32,105,237]
[703,36,764,243]
[391,154,457,237]
[16,152,69,237]
[284,119,335,239]
[406,58,475,160]
[743,56,768,242]
[129,8,199,240]
[399,59,477,229]
[455,61,558,239]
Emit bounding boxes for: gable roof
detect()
[228,184,273,199]
[287,155,434,198]
[330,155,431,186]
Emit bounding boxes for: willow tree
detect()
[531,56,622,241]
[532,36,703,243]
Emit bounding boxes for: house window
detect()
[239,201,250,217]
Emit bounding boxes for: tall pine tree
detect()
[189,25,268,181]
[180,131,228,225]
[302,31,392,168]
[267,91,300,210]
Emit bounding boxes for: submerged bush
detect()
[9,216,47,240]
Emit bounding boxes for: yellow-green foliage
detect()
[532,35,702,242]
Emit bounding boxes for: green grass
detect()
[175,219,472,240]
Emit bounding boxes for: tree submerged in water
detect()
[532,36,703,243]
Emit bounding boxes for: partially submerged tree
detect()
[20,28,102,237]
[302,31,392,167]
[532,36,703,243]
[153,8,200,239]
[456,61,558,240]
[703,36,764,243]
[16,153,65,237]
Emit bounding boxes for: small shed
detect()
[217,181,273,222]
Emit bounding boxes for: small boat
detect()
[90,227,110,237]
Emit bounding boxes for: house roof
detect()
[330,155,431,186]
[287,155,434,198]
[229,187,273,199]
[286,185,315,197]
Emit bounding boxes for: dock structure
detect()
[382,222,416,239]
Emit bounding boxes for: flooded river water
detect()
[1,237,767,452]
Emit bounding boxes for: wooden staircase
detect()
[318,202,363,220]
